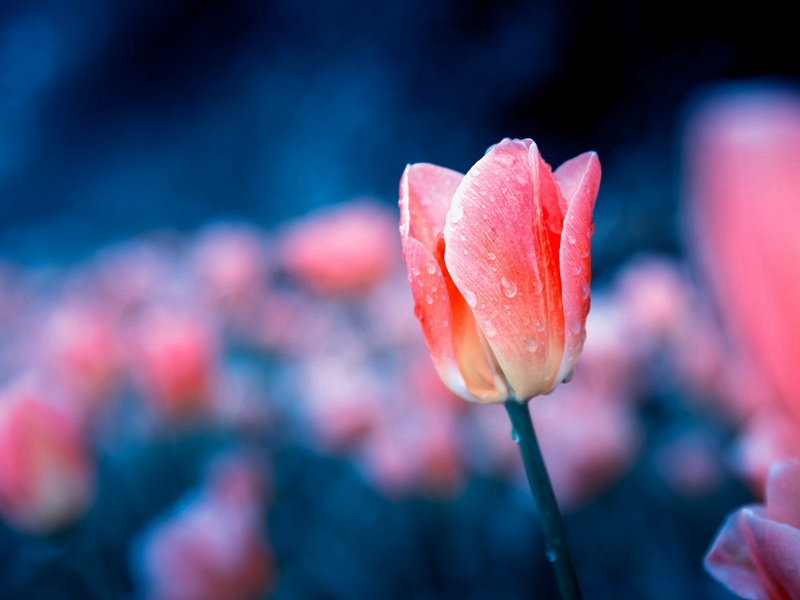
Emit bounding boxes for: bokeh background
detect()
[2,1,799,598]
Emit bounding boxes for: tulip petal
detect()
[705,507,771,600]
[554,152,601,384]
[400,165,508,403]
[444,139,565,401]
[400,163,464,255]
[742,508,800,599]
[765,458,800,529]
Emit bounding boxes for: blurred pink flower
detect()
[39,300,124,409]
[134,454,274,600]
[706,458,800,599]
[190,223,268,318]
[278,200,399,295]
[0,376,95,533]
[127,306,220,422]
[686,86,800,422]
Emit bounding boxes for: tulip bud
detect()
[399,138,600,403]
[0,377,95,533]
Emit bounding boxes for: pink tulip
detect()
[134,454,274,600]
[706,458,800,599]
[399,138,600,403]
[0,376,95,533]
[686,87,800,422]
[278,200,399,295]
[128,306,219,422]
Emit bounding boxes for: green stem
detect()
[505,400,582,600]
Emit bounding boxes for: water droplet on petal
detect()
[449,204,464,224]
[580,282,590,300]
[426,261,437,275]
[463,288,478,308]
[572,265,582,275]
[525,338,539,352]
[566,233,577,245]
[570,321,582,335]
[482,320,497,338]
[482,213,489,220]
[533,280,543,295]
[501,277,517,298]
[535,320,545,332]
[459,234,466,242]
[411,267,420,276]
[425,294,434,305]
[510,427,521,443]
[487,252,496,261]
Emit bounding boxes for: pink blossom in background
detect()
[134,454,274,600]
[127,306,220,422]
[278,200,399,296]
[706,458,800,599]
[400,139,601,403]
[38,300,124,411]
[190,223,268,320]
[686,86,800,423]
[0,376,95,533]
[612,255,693,353]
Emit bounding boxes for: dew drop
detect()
[580,282,590,301]
[482,213,489,220]
[510,427,521,443]
[463,249,469,255]
[459,234,466,242]
[449,204,464,224]
[572,265,582,275]
[411,266,420,276]
[501,277,517,298]
[425,294,434,305]
[482,320,497,338]
[426,261,437,275]
[480,303,486,310]
[417,280,424,288]
[487,252,496,261]
[535,320,545,332]
[463,288,478,307]
[525,338,539,352]
[533,280,543,295]
[570,321,582,335]
[566,233,577,245]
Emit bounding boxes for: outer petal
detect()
[400,165,508,403]
[444,139,565,401]
[705,507,771,600]
[741,508,800,599]
[400,163,463,254]
[554,152,601,384]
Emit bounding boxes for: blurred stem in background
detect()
[505,400,582,600]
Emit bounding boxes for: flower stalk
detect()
[505,400,581,600]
